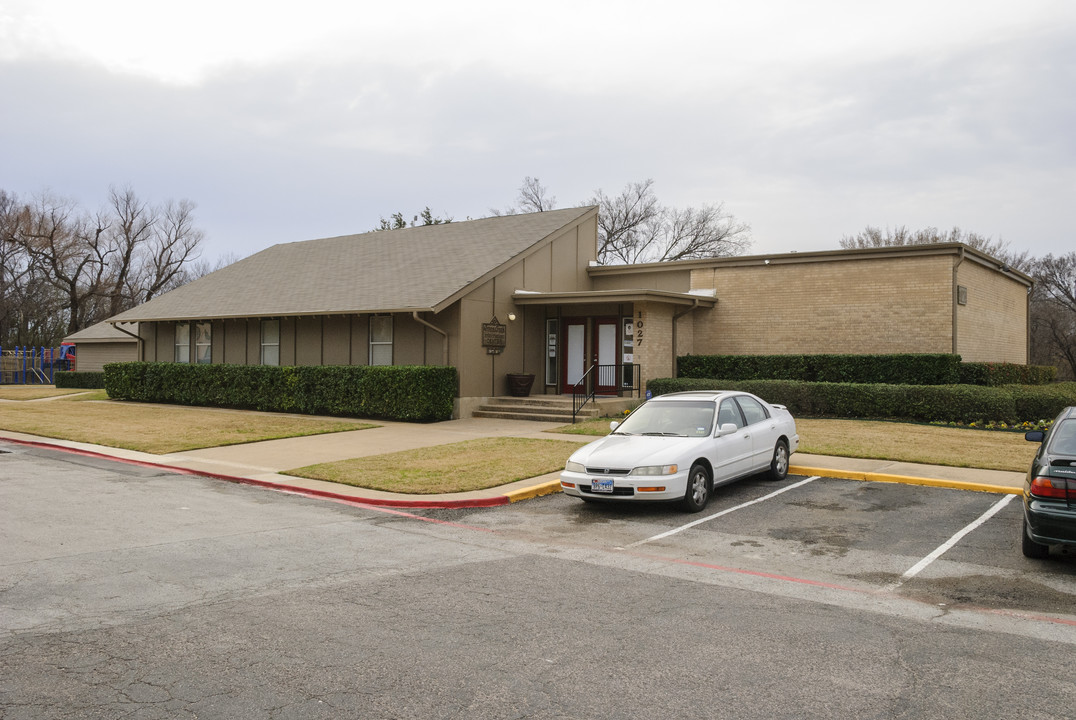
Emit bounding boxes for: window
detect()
[735,396,771,426]
[717,399,744,429]
[369,316,392,366]
[545,319,558,385]
[194,322,212,364]
[261,319,280,366]
[174,323,190,363]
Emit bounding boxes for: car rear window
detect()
[1048,419,1076,456]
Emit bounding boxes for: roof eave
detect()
[511,288,717,307]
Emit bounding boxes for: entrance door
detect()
[593,317,619,395]
[561,318,587,393]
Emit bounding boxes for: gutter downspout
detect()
[672,300,702,378]
[952,247,964,356]
[109,322,144,362]
[412,311,449,366]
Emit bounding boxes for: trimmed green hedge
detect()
[646,377,1076,424]
[54,371,106,389]
[958,362,1056,386]
[677,353,961,385]
[103,362,458,422]
[678,353,1056,387]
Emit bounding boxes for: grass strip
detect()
[0,395,376,454]
[0,387,87,401]
[289,437,582,494]
[550,417,1038,472]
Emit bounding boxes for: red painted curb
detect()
[1,436,510,509]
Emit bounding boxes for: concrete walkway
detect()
[0,417,1026,508]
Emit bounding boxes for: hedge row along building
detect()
[101,206,1032,417]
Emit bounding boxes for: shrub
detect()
[958,362,1056,386]
[679,353,1057,387]
[677,353,961,385]
[54,371,106,389]
[104,362,458,422]
[645,377,1076,424]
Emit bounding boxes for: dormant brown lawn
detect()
[0,387,86,401]
[289,437,584,494]
[0,392,375,454]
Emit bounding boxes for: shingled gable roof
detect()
[109,206,598,323]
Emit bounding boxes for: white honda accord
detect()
[560,391,799,512]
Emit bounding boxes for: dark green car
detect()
[1022,406,1076,559]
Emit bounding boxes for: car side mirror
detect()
[715,423,738,437]
[1025,430,1045,443]
[610,421,619,432]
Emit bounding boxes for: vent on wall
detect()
[957,286,968,305]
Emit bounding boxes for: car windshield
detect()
[1048,419,1076,456]
[613,400,716,437]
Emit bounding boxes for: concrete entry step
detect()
[471,410,579,423]
[471,395,638,423]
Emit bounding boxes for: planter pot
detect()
[506,373,535,397]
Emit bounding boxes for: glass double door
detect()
[561,317,619,395]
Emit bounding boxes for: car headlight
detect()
[565,461,585,473]
[630,464,678,476]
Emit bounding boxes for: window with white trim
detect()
[261,319,280,366]
[369,316,393,366]
[175,323,190,363]
[194,322,212,364]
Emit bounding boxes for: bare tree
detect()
[839,226,1032,272]
[376,207,452,230]
[131,198,205,303]
[1029,252,1076,379]
[7,192,102,335]
[490,176,557,216]
[1,186,206,345]
[518,176,556,213]
[590,179,751,264]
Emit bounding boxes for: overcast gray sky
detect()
[2,0,1073,263]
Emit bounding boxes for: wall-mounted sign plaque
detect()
[482,317,506,354]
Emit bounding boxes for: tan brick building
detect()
[105,208,1032,417]
[594,243,1031,376]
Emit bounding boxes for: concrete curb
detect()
[0,436,511,509]
[504,479,563,503]
[789,464,1022,496]
[2,434,1023,509]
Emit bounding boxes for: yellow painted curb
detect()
[790,465,1021,495]
[504,479,563,503]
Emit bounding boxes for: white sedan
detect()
[560,391,799,512]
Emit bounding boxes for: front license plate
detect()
[591,478,614,494]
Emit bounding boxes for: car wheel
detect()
[1021,517,1049,559]
[769,439,790,481]
[682,463,711,513]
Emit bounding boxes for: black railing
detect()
[571,363,641,423]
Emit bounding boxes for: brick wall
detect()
[956,260,1028,363]
[688,255,955,355]
[634,302,673,390]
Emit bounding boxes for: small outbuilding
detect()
[62,321,140,372]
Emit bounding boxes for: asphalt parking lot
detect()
[432,473,1076,621]
[4,442,1076,718]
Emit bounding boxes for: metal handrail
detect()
[571,363,641,423]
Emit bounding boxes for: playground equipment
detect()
[0,345,73,384]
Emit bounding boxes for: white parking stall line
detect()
[889,494,1017,590]
[624,476,820,548]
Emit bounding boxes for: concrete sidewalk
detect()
[0,417,1026,508]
